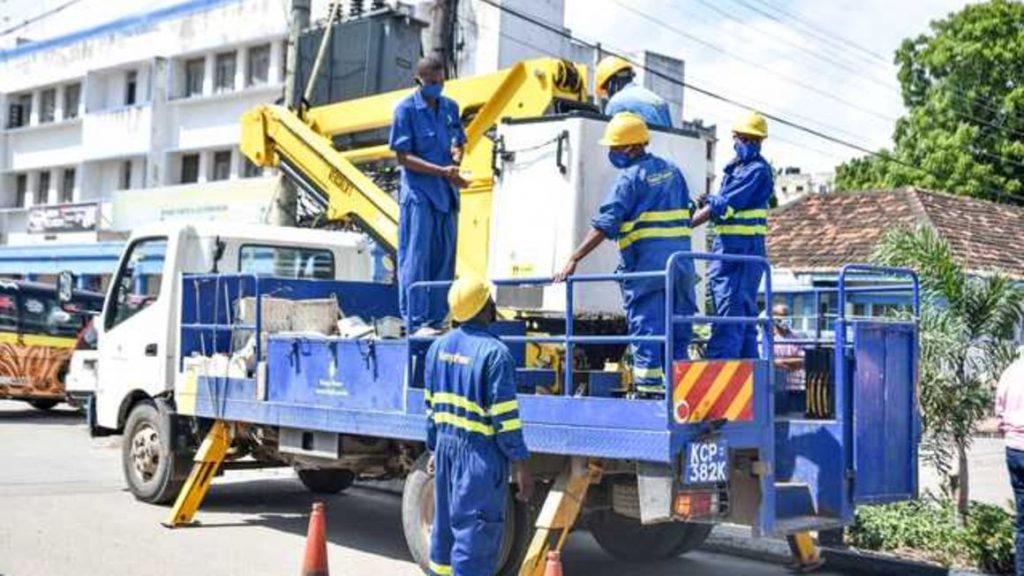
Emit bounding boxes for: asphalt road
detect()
[0,399,976,576]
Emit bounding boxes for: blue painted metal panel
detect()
[0,241,125,275]
[774,421,845,518]
[852,322,917,504]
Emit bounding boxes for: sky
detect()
[0,0,976,173]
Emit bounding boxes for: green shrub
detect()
[964,502,1015,574]
[847,498,1017,573]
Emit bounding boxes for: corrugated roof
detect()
[767,187,1024,278]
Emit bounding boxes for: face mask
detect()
[734,139,761,162]
[419,81,444,99]
[608,150,633,169]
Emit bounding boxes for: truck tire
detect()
[121,401,189,504]
[401,454,531,576]
[28,399,60,411]
[297,469,355,494]
[588,511,712,562]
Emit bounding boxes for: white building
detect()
[774,166,833,206]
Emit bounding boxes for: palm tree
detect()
[873,225,1024,519]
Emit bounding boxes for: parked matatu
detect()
[0,279,103,410]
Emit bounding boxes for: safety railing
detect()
[407,251,776,414]
[179,273,264,369]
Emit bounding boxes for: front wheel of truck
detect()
[401,453,532,576]
[588,511,712,562]
[121,400,189,504]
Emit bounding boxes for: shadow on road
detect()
[0,404,85,426]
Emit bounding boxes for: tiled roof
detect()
[767,187,1024,278]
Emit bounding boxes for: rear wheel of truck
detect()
[297,469,355,494]
[28,399,59,411]
[588,511,712,562]
[121,401,189,504]
[401,454,531,576]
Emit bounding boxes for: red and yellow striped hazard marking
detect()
[671,360,754,424]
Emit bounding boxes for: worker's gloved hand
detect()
[514,462,534,503]
[553,257,578,283]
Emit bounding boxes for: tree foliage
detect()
[835,1,1024,201]
[873,225,1024,518]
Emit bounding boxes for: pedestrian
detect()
[996,349,1024,576]
[594,56,673,128]
[770,303,805,388]
[555,112,697,396]
[424,276,534,576]
[389,55,469,335]
[692,111,773,359]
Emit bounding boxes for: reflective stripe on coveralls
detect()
[591,153,697,394]
[705,155,773,360]
[389,89,467,329]
[425,324,528,576]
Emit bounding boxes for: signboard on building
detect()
[111,179,279,231]
[27,203,99,234]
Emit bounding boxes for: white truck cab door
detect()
[94,235,176,429]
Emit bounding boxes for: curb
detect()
[700,525,989,576]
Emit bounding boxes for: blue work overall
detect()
[425,324,528,576]
[605,82,673,128]
[389,90,467,330]
[592,153,697,395]
[705,155,773,359]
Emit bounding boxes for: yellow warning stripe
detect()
[724,373,754,420]
[690,361,740,421]
[673,361,708,404]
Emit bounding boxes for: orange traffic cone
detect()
[543,551,564,576]
[301,502,329,576]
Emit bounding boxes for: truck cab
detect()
[89,222,376,501]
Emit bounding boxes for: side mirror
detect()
[57,270,75,304]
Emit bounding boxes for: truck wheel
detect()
[297,469,355,494]
[121,401,188,504]
[588,511,712,562]
[28,399,59,411]
[401,454,531,576]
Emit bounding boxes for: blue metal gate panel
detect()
[852,321,917,504]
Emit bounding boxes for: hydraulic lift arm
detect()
[240,58,590,279]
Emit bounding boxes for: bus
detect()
[0,279,104,410]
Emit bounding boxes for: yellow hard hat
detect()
[448,276,493,323]
[599,112,650,147]
[595,56,633,96]
[732,111,768,138]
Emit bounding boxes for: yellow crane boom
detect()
[240,57,589,279]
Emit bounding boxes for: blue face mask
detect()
[734,139,761,162]
[608,150,634,169]
[419,81,444,99]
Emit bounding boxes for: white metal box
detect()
[488,114,709,316]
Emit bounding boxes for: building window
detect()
[242,157,263,178]
[125,70,137,106]
[39,89,56,123]
[36,172,50,205]
[180,154,200,184]
[185,58,205,97]
[15,174,27,207]
[215,52,236,93]
[7,94,31,128]
[61,168,75,203]
[247,44,271,87]
[120,161,132,190]
[211,151,232,181]
[63,83,80,120]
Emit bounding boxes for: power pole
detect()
[278,0,311,227]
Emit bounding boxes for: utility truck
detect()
[77,57,921,574]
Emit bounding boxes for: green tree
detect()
[835,1,1024,201]
[873,225,1024,519]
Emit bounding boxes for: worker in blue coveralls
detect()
[595,56,673,128]
[555,113,697,396]
[425,276,534,576]
[692,111,774,359]
[389,55,469,335]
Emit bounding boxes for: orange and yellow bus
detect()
[0,280,103,410]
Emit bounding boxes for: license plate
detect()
[683,439,728,484]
